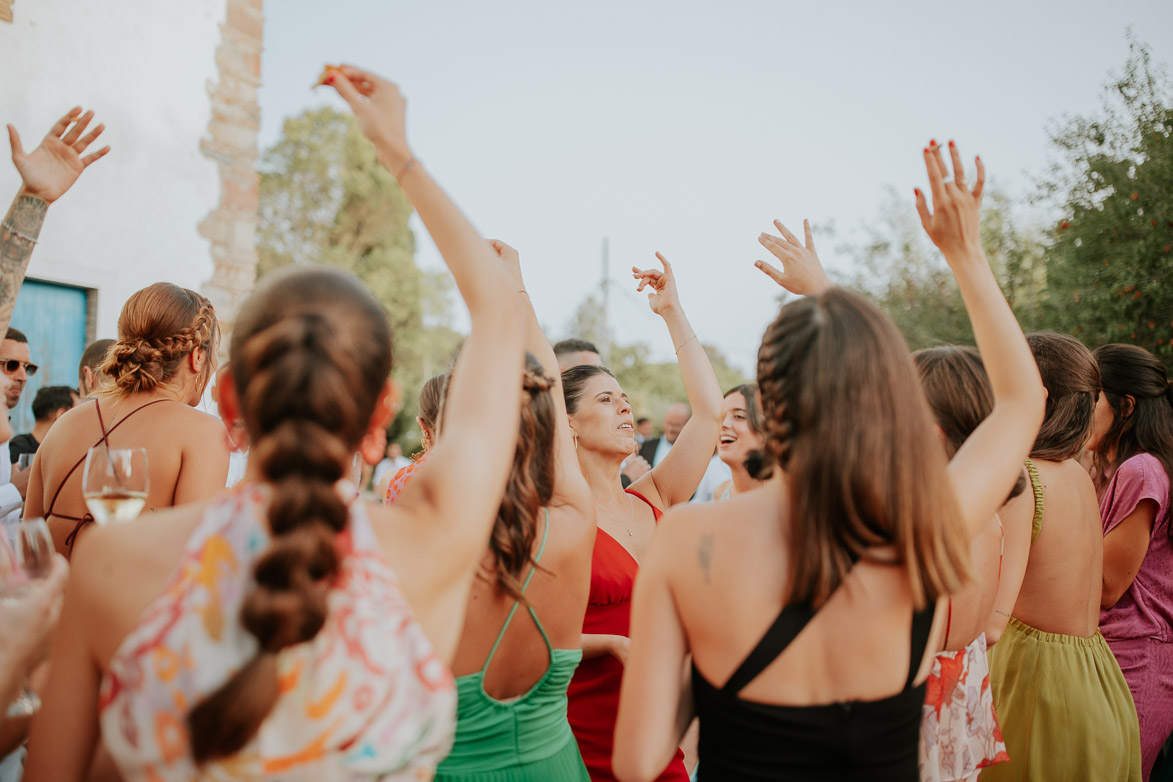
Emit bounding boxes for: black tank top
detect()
[691,601,935,781]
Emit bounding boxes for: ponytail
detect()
[488,355,557,602]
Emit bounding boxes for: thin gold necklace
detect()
[596,494,635,537]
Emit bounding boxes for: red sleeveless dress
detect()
[566,489,689,782]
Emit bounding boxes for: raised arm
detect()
[2,109,109,335]
[490,239,594,512]
[329,66,525,621]
[916,142,1046,536]
[629,253,723,508]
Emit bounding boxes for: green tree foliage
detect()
[257,107,461,444]
[1040,39,1173,363]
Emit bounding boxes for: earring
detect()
[573,433,579,450]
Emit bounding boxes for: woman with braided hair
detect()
[24,282,229,559]
[613,142,1045,782]
[24,65,527,781]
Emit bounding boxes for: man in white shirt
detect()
[0,329,34,529]
[0,372,21,538]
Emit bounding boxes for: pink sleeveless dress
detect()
[99,488,456,780]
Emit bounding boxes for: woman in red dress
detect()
[561,254,724,782]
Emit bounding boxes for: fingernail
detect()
[914,188,921,197]
[948,140,955,148]
[326,75,335,85]
[923,148,929,154]
[976,155,982,162]
[930,139,937,147]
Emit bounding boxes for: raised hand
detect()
[489,239,524,291]
[326,65,412,175]
[914,140,986,261]
[756,219,833,296]
[633,252,681,317]
[8,108,110,204]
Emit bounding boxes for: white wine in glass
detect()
[82,446,149,524]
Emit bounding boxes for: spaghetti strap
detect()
[481,509,552,673]
[50,398,174,554]
[625,487,663,522]
[1024,458,1045,544]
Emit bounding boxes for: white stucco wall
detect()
[0,0,227,340]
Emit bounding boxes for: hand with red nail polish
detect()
[914,140,987,265]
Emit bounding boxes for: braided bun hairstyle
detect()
[186,266,392,764]
[488,353,557,602]
[101,283,218,396]
[756,289,970,609]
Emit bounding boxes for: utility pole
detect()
[601,236,611,366]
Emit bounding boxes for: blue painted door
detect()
[8,280,88,435]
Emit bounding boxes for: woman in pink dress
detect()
[1089,343,1173,780]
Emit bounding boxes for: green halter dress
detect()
[434,510,591,781]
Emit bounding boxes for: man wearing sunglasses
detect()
[0,327,35,411]
[0,328,34,533]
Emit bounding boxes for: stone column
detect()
[199,0,263,342]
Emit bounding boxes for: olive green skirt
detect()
[980,616,1142,782]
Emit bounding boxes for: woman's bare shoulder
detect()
[70,503,206,601]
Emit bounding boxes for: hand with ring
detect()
[914,140,986,262]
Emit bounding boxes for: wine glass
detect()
[81,446,149,524]
[3,518,55,716]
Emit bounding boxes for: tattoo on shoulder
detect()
[698,532,714,584]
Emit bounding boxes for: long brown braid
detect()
[100,283,218,395]
[186,266,392,764]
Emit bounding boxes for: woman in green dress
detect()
[434,241,595,782]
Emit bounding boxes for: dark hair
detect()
[31,385,77,421]
[101,283,218,396]
[553,338,600,358]
[757,289,969,609]
[79,338,115,379]
[636,416,649,426]
[561,364,616,415]
[418,372,447,432]
[1026,332,1100,461]
[913,346,1026,502]
[186,266,392,765]
[725,383,768,477]
[4,328,27,344]
[1091,344,1173,524]
[490,354,557,602]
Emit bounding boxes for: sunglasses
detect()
[0,360,37,377]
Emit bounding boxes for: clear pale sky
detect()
[259,1,1173,375]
